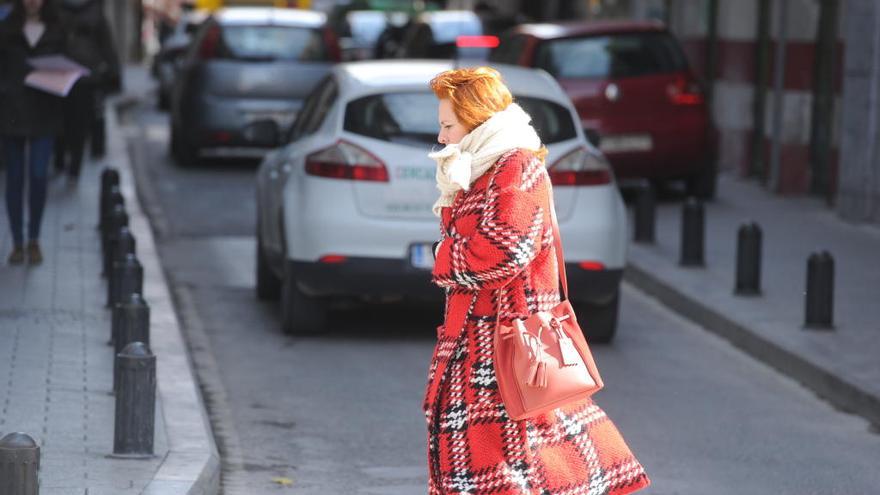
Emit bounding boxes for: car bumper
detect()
[288,258,443,300]
[564,264,623,305]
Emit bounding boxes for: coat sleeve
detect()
[431,150,549,291]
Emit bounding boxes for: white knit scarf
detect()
[428,103,542,217]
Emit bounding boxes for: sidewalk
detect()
[0,71,219,493]
[624,172,880,428]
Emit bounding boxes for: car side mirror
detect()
[245,119,281,147]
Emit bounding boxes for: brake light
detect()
[578,261,606,271]
[198,24,221,60]
[319,255,347,264]
[548,147,612,186]
[305,141,389,182]
[667,75,704,105]
[455,35,499,49]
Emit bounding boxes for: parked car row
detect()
[151,6,718,342]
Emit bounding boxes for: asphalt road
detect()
[126,101,880,495]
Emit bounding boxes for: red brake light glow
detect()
[305,141,389,182]
[668,75,704,105]
[455,35,500,49]
[319,255,347,264]
[578,261,606,271]
[548,147,612,186]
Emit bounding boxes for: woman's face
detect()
[437,99,469,145]
[23,0,43,17]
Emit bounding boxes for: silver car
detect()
[169,7,340,165]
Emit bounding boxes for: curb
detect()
[107,95,221,494]
[623,258,880,430]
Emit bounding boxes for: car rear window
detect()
[344,92,576,146]
[535,32,687,79]
[221,25,328,61]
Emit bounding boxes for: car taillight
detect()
[667,75,704,105]
[455,35,499,49]
[198,24,221,60]
[548,147,612,186]
[305,141,389,182]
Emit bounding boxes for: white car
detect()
[255,61,627,341]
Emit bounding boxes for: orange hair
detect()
[430,66,547,161]
[429,67,513,132]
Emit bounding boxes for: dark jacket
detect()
[0,16,69,137]
[59,0,119,90]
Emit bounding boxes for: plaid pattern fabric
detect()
[425,149,650,494]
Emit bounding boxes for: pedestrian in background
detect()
[0,0,68,264]
[54,0,119,178]
[424,67,650,494]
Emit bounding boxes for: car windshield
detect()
[535,32,687,79]
[221,25,327,61]
[347,12,387,45]
[344,92,576,146]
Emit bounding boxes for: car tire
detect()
[255,226,281,301]
[157,89,170,110]
[280,263,327,335]
[170,124,198,166]
[685,162,717,200]
[573,289,620,344]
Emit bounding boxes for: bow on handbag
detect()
[493,191,604,421]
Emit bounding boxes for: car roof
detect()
[214,7,326,27]
[333,60,569,104]
[514,20,666,39]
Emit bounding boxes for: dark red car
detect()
[490,21,718,197]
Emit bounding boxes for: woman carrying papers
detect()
[0,0,69,265]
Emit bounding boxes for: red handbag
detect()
[494,197,604,420]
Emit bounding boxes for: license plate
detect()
[409,243,434,270]
[599,134,653,153]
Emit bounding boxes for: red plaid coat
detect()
[425,149,650,494]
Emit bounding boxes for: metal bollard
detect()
[113,294,150,391]
[633,184,655,244]
[106,227,136,308]
[102,204,128,278]
[109,254,143,309]
[805,251,835,329]
[113,342,156,458]
[98,168,120,231]
[100,187,124,251]
[679,197,705,266]
[0,432,40,495]
[734,222,762,295]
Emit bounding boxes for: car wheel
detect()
[255,226,281,301]
[280,263,327,335]
[573,289,620,344]
[685,162,717,200]
[170,124,198,166]
[157,88,170,110]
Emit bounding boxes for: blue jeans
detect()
[2,136,53,246]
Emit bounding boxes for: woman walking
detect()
[425,67,650,494]
[0,0,67,264]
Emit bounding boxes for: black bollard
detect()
[113,342,156,458]
[109,253,143,309]
[805,251,835,329]
[633,184,655,244]
[734,222,762,295]
[102,204,128,278]
[113,294,150,391]
[98,168,120,231]
[0,432,40,495]
[679,197,705,266]
[107,227,136,308]
[100,187,124,248]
